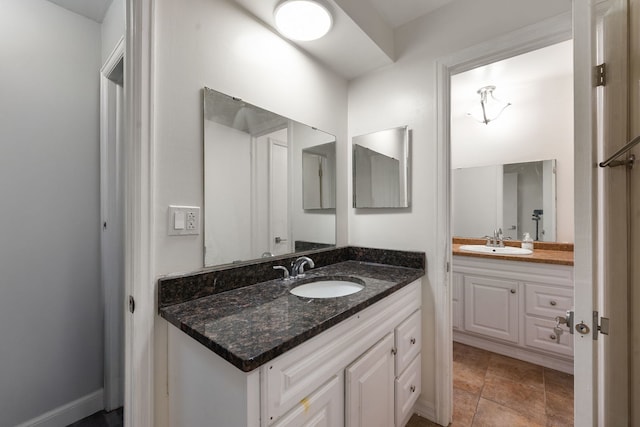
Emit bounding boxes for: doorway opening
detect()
[448,39,575,425]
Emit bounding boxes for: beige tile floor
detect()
[406,342,574,427]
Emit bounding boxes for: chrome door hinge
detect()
[595,63,606,87]
[593,311,610,340]
[129,295,136,314]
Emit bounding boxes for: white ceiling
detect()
[234,0,455,79]
[46,0,112,23]
[366,0,455,28]
[451,40,574,120]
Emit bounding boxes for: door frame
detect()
[434,13,573,426]
[124,0,155,425]
[100,36,125,411]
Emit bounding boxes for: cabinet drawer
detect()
[395,354,421,427]
[395,309,421,375]
[524,283,573,319]
[273,373,344,427]
[524,316,573,357]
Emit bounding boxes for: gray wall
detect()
[0,0,102,424]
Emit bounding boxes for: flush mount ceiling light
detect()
[467,85,511,125]
[274,0,333,41]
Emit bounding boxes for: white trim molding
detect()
[434,11,572,426]
[100,35,125,412]
[15,390,104,427]
[413,399,436,423]
[124,0,155,426]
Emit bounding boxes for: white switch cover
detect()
[168,206,200,236]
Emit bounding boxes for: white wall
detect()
[101,0,125,65]
[0,1,103,425]
[152,0,348,424]
[347,0,571,413]
[451,72,574,242]
[204,121,252,266]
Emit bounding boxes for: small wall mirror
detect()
[452,159,557,241]
[352,126,410,208]
[203,87,336,267]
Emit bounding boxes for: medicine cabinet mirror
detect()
[352,126,410,208]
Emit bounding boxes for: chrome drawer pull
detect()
[410,337,416,345]
[550,300,557,306]
[410,385,416,393]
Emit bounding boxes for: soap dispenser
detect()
[522,232,534,251]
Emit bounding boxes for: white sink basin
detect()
[290,280,364,298]
[459,244,533,255]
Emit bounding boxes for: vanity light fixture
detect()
[274,0,333,41]
[467,85,511,125]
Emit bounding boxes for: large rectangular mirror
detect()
[204,87,336,267]
[352,126,410,208]
[453,159,557,241]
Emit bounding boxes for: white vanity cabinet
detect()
[167,279,422,427]
[452,256,574,373]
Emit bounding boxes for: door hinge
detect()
[446,261,450,273]
[129,295,136,314]
[593,311,610,340]
[595,63,606,87]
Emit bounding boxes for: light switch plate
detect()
[168,205,200,236]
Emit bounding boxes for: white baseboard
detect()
[413,398,437,424]
[453,331,574,374]
[16,389,104,427]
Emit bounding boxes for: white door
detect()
[270,138,290,255]
[573,0,629,425]
[502,172,518,240]
[595,0,630,425]
[345,333,395,427]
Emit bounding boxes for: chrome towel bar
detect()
[599,135,640,168]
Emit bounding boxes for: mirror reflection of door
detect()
[269,137,290,256]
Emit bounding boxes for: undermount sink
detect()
[459,244,533,255]
[290,278,364,298]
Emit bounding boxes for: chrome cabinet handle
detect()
[550,300,557,306]
[410,385,416,393]
[410,337,416,345]
[510,289,516,294]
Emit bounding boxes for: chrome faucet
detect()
[273,265,290,280]
[484,228,507,248]
[292,256,315,278]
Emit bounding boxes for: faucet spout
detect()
[292,256,315,278]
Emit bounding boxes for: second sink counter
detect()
[159,260,424,372]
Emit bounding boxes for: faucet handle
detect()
[273,266,290,280]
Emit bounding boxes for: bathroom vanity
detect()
[158,247,425,427]
[452,239,574,373]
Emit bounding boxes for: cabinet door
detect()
[464,275,519,343]
[345,333,395,427]
[272,373,344,427]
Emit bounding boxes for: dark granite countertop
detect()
[159,260,424,372]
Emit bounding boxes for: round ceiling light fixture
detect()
[274,0,333,41]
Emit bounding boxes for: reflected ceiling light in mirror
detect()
[467,85,511,125]
[274,0,333,41]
